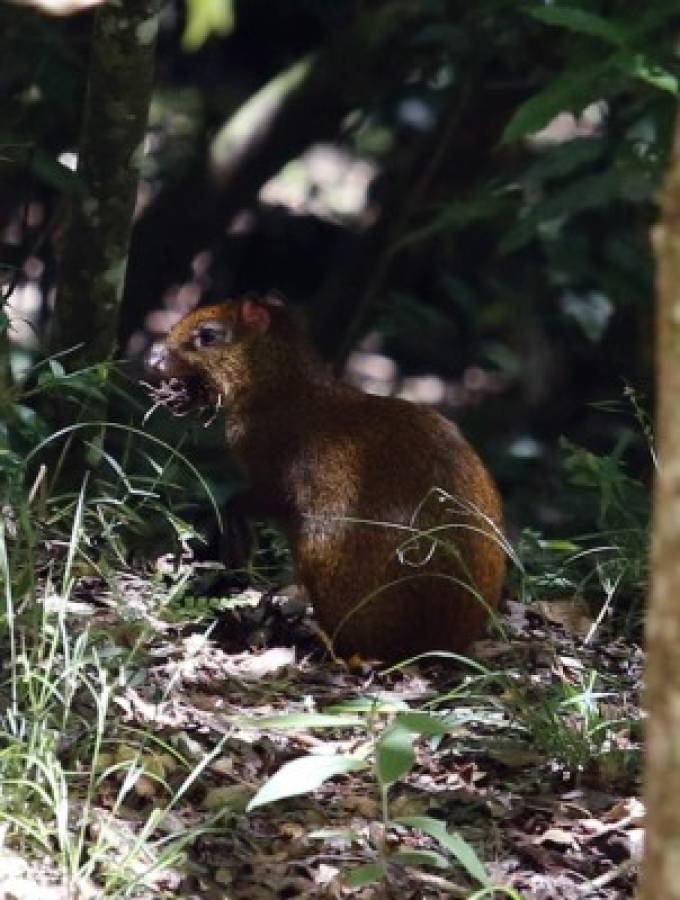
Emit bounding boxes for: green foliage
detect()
[560,436,649,534]
[0,499,230,894]
[525,6,631,45]
[0,351,227,589]
[374,713,451,785]
[395,816,491,887]
[516,425,649,630]
[0,369,235,893]
[183,0,235,52]
[0,3,659,893]
[161,587,259,623]
[242,701,500,890]
[502,3,678,143]
[502,61,612,145]
[513,669,640,782]
[1,0,672,521]
[248,754,369,810]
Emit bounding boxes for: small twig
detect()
[140,378,222,428]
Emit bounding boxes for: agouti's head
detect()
[145,293,305,414]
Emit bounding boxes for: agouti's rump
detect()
[145,294,506,662]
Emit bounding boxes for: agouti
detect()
[147,294,505,662]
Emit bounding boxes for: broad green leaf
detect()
[48,359,66,378]
[500,171,620,253]
[395,816,491,886]
[618,54,679,94]
[344,862,387,887]
[521,138,605,184]
[392,192,503,254]
[211,57,312,169]
[390,848,450,869]
[375,723,415,785]
[526,6,628,46]
[501,62,612,144]
[183,0,234,52]
[325,696,410,714]
[247,754,367,810]
[239,712,363,730]
[627,4,680,39]
[393,711,455,737]
[538,539,581,553]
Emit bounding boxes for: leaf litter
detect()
[6,569,643,899]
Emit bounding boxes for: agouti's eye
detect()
[193,322,227,349]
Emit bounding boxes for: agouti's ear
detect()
[240,298,272,333]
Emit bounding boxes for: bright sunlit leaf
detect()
[183,0,234,52]
[9,0,104,15]
[238,712,362,730]
[247,754,367,810]
[620,54,679,94]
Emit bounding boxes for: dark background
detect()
[1,0,674,544]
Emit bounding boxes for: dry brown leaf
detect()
[603,797,645,824]
[342,795,381,818]
[533,827,578,850]
[210,755,235,776]
[535,598,593,637]
[279,822,305,840]
[134,775,157,798]
[225,647,296,678]
[505,599,532,632]
[389,793,431,818]
[468,639,513,661]
[488,744,545,769]
[214,867,234,886]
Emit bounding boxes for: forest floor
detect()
[4,566,643,900]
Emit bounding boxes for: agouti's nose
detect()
[145,342,170,376]
[145,342,196,379]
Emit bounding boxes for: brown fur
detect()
[150,295,506,661]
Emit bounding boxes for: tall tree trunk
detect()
[0,318,11,402]
[642,111,680,898]
[53,0,160,369]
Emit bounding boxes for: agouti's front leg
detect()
[219,504,254,573]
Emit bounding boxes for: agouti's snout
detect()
[145,342,196,380]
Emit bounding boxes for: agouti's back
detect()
[148,294,506,661]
